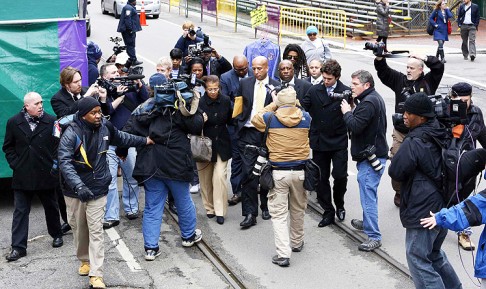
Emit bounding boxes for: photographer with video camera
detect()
[388,92,462,288]
[199,46,232,78]
[302,59,351,227]
[341,70,388,252]
[174,21,204,64]
[374,52,444,207]
[97,63,149,228]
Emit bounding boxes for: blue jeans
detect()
[143,177,197,250]
[406,227,462,289]
[356,158,386,241]
[105,146,140,221]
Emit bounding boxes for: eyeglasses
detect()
[286,55,299,60]
[307,33,317,36]
[207,88,219,92]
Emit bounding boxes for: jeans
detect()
[142,177,197,250]
[356,158,386,241]
[105,146,140,221]
[406,227,462,289]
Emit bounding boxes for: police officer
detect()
[117,0,142,66]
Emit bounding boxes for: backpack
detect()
[429,136,484,207]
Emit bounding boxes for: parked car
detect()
[101,0,161,19]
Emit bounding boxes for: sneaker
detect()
[78,261,90,276]
[126,212,139,220]
[102,220,120,229]
[182,229,202,247]
[145,249,162,261]
[358,239,382,252]
[272,255,290,267]
[89,276,106,289]
[458,233,475,251]
[190,184,200,194]
[292,241,304,252]
[351,219,364,231]
[471,55,476,62]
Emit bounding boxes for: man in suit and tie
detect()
[233,56,280,228]
[277,60,312,103]
[221,55,253,206]
[301,59,351,227]
[305,59,323,85]
[3,92,64,261]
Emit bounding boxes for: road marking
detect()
[105,228,142,272]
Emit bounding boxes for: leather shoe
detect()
[61,222,71,234]
[6,249,26,262]
[216,216,225,225]
[103,220,120,229]
[336,208,346,221]
[228,194,241,206]
[262,210,271,220]
[318,216,334,227]
[52,237,64,248]
[240,215,257,228]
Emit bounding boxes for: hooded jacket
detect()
[58,114,146,199]
[388,118,448,228]
[251,102,311,166]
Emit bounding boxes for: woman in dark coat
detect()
[430,0,453,63]
[375,0,390,53]
[196,75,233,224]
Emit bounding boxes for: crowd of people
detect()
[2,0,485,287]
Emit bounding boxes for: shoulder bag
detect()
[259,113,275,191]
[190,129,212,163]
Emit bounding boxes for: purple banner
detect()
[202,0,217,17]
[58,20,88,87]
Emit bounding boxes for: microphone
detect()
[113,74,145,81]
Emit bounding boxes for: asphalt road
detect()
[1,1,486,288]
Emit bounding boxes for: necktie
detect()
[255,81,266,111]
[327,87,333,95]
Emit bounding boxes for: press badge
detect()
[126,11,131,16]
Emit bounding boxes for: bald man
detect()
[3,92,64,261]
[277,60,312,103]
[221,55,254,206]
[233,56,280,228]
[374,53,444,207]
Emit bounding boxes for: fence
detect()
[279,8,346,48]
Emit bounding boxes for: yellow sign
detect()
[250,5,268,28]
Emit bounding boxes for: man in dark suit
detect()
[304,59,323,85]
[220,55,253,206]
[457,0,480,61]
[301,59,351,227]
[2,92,64,261]
[233,56,280,228]
[50,66,98,234]
[277,60,312,103]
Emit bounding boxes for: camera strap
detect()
[261,112,274,150]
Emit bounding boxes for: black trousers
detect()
[237,127,268,216]
[11,189,62,251]
[121,31,137,61]
[56,186,68,224]
[313,149,348,217]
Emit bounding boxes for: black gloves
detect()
[115,147,129,159]
[76,185,94,203]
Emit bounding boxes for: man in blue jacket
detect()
[458,0,480,62]
[117,0,142,66]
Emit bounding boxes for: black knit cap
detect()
[404,92,435,118]
[128,0,136,3]
[452,82,472,97]
[78,97,100,117]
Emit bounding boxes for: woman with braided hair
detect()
[282,44,309,79]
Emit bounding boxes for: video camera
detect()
[121,59,144,76]
[265,82,292,94]
[187,34,211,58]
[97,74,145,98]
[392,88,468,127]
[109,36,126,56]
[329,90,353,104]
[364,42,386,57]
[153,74,204,108]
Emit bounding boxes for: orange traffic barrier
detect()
[140,1,148,26]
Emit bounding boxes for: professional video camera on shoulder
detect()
[364,42,386,57]
[152,73,203,109]
[188,34,211,58]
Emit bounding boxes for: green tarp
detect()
[0,1,78,22]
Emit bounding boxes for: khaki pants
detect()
[65,195,106,277]
[197,154,228,217]
[390,129,406,193]
[267,169,307,258]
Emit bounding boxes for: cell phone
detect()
[191,73,197,86]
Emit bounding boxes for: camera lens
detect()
[368,154,383,171]
[189,29,196,36]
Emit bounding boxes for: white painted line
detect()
[105,228,142,272]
